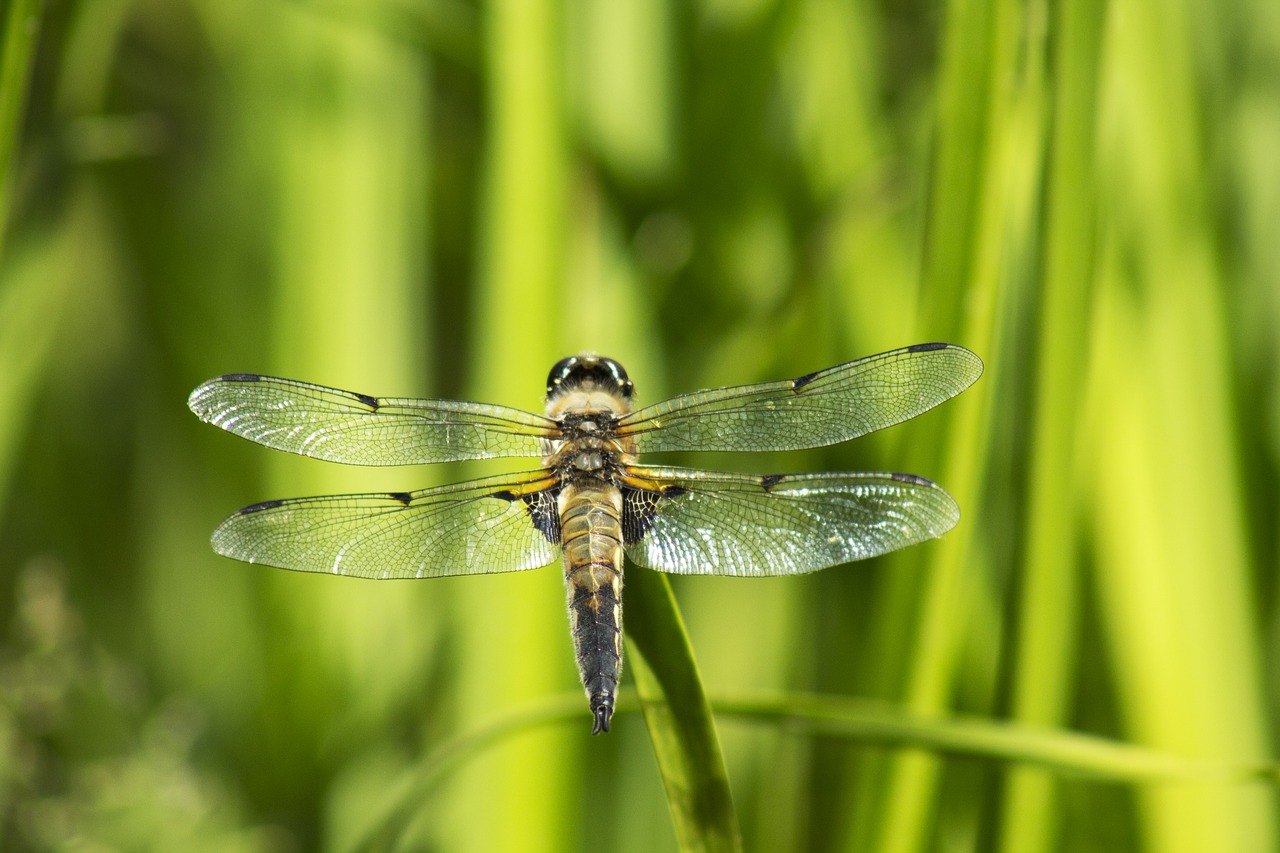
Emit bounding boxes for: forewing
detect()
[188,374,556,465]
[617,343,982,453]
[621,465,959,577]
[211,471,562,579]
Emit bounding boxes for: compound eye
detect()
[600,358,634,398]
[546,356,578,395]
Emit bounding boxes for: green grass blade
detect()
[1083,0,1277,845]
[0,0,43,256]
[0,0,51,512]
[998,0,1106,847]
[714,693,1278,784]
[626,566,742,853]
[451,1,578,850]
[864,0,1023,845]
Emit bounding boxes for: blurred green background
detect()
[2,0,1279,850]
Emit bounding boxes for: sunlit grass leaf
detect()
[715,693,1279,784]
[998,0,1107,846]
[625,566,742,853]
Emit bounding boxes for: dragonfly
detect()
[188,342,982,734]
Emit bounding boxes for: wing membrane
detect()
[211,470,560,579]
[618,343,982,453]
[188,374,556,465]
[622,465,959,577]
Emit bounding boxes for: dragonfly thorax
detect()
[544,417,629,474]
[572,450,606,471]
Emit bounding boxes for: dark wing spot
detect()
[387,491,413,505]
[240,498,285,513]
[759,473,785,489]
[492,487,561,544]
[622,488,660,546]
[354,392,379,409]
[623,485,674,546]
[791,370,820,391]
[890,472,936,487]
[907,341,949,352]
[220,373,263,382]
[525,489,562,544]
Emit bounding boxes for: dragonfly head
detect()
[546,354,634,401]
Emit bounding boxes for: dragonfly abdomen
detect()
[559,480,624,735]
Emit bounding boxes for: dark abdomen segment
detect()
[559,480,624,734]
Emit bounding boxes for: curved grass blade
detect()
[351,684,1278,852]
[625,566,742,853]
[350,694,588,853]
[714,692,1279,784]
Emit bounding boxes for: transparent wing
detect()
[617,343,982,453]
[621,465,959,577]
[188,374,557,465]
[211,470,561,579]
